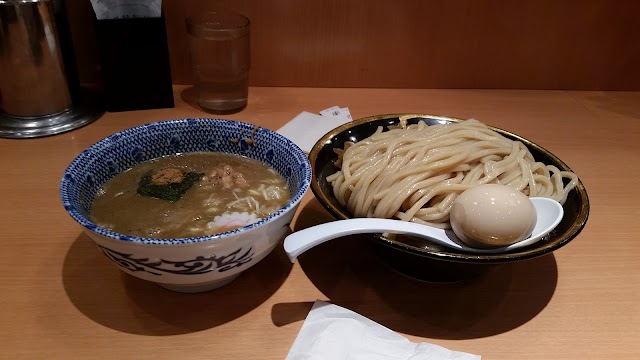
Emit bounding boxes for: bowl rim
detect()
[60,117,312,246]
[308,113,590,263]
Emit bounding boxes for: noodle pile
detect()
[327,119,578,229]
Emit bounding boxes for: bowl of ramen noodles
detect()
[61,118,311,292]
[308,114,589,282]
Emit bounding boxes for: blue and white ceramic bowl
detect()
[60,118,311,292]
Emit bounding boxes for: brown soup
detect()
[91,152,290,238]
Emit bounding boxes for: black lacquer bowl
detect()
[308,114,590,282]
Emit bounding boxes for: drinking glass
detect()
[186,10,250,114]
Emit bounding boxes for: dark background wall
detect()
[68,0,640,90]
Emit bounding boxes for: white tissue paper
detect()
[286,300,480,360]
[277,106,352,153]
[90,0,162,20]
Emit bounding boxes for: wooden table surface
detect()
[1,86,639,359]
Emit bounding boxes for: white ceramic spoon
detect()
[284,197,563,262]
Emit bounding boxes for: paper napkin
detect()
[286,300,480,360]
[90,0,162,19]
[277,106,352,153]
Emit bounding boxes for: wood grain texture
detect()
[0,87,639,359]
[65,0,640,90]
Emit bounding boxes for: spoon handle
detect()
[283,198,563,262]
[283,218,464,262]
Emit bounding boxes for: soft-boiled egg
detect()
[450,184,537,249]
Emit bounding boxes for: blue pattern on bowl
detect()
[60,118,312,245]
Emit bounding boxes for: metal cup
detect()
[0,0,102,138]
[0,0,72,117]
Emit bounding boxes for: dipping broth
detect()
[91,152,290,238]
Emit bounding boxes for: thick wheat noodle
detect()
[327,119,579,229]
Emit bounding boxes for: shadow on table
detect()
[62,231,293,336]
[271,198,559,340]
[582,92,640,119]
[180,86,200,111]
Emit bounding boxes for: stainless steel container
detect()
[0,0,102,138]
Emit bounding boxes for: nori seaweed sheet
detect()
[137,171,203,202]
